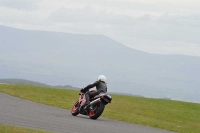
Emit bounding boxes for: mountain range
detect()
[0,25,199,103]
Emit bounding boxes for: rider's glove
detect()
[80,88,85,93]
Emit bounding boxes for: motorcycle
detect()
[71,90,112,120]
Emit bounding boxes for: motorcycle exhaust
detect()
[90,98,101,105]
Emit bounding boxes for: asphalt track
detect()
[0,92,176,133]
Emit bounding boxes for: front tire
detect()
[71,101,79,116]
[89,102,105,120]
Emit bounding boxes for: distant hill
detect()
[0,79,49,86]
[0,25,200,103]
[0,79,79,90]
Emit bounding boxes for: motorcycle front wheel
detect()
[89,102,105,120]
[71,101,79,116]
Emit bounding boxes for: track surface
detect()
[0,92,176,133]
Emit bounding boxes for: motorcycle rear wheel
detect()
[89,102,105,120]
[71,101,79,116]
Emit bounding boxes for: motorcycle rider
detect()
[81,75,107,106]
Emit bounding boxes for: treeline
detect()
[0,79,79,90]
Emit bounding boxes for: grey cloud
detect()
[61,0,200,14]
[0,0,39,10]
[50,7,200,44]
[49,7,138,25]
[158,14,200,27]
[105,14,200,44]
[0,12,46,26]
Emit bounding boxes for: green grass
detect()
[0,124,51,133]
[0,84,200,133]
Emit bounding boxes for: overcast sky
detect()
[0,0,200,56]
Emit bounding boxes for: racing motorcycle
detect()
[71,90,112,120]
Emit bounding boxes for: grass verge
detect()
[0,84,200,133]
[0,124,51,133]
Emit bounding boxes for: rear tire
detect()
[89,102,105,120]
[71,101,79,116]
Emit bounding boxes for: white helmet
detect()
[97,75,106,82]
